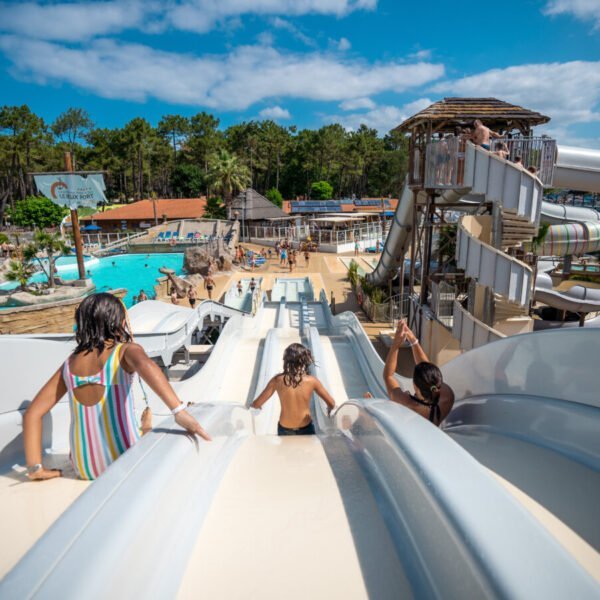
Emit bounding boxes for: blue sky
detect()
[1,0,599,146]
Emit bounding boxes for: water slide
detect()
[534,272,600,313]
[11,299,252,367]
[1,296,598,596]
[223,277,262,312]
[369,143,600,287]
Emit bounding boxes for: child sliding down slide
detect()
[252,343,335,435]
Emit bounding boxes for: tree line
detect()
[0,105,409,221]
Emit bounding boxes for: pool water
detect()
[0,253,185,307]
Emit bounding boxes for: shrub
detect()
[347,260,359,286]
[9,196,68,228]
[265,188,283,208]
[204,196,226,219]
[310,180,333,200]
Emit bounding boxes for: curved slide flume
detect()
[0,300,598,596]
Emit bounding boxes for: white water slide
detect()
[0,295,598,597]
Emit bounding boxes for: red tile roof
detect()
[81,198,207,221]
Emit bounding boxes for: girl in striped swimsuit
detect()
[23,293,211,481]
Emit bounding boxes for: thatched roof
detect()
[229,188,287,221]
[395,97,550,133]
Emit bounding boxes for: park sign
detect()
[33,173,107,209]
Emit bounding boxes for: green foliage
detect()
[265,188,283,207]
[52,108,93,155]
[157,114,190,160]
[171,164,205,197]
[0,233,8,244]
[531,222,551,254]
[0,103,411,209]
[370,286,385,304]
[5,259,35,290]
[29,229,70,287]
[347,260,359,286]
[358,273,387,304]
[311,180,333,200]
[207,149,251,206]
[9,196,67,228]
[203,197,226,219]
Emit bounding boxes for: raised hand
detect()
[392,320,408,347]
[402,321,418,345]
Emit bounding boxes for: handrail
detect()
[331,398,598,597]
[457,216,533,306]
[452,300,505,351]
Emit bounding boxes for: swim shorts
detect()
[277,422,315,436]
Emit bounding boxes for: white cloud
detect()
[259,106,292,120]
[337,37,351,51]
[0,36,444,110]
[543,0,600,27]
[329,98,432,133]
[270,16,316,47]
[432,61,600,144]
[408,49,432,61]
[257,31,275,46]
[0,0,377,40]
[0,1,148,42]
[339,97,376,110]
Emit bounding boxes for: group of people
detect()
[236,277,258,297]
[274,239,311,272]
[23,290,453,481]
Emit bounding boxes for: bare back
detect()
[272,374,316,428]
[252,373,336,428]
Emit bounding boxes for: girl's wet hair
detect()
[74,293,131,355]
[413,362,443,406]
[282,343,314,388]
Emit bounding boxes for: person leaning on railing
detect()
[382,320,455,426]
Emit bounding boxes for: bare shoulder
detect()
[390,387,411,406]
[120,342,147,370]
[303,374,319,386]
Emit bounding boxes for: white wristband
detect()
[171,403,187,416]
[408,339,419,347]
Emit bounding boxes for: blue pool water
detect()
[0,253,185,307]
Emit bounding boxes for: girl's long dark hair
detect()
[74,293,131,355]
[413,362,443,406]
[282,343,314,388]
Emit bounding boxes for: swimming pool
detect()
[0,253,185,307]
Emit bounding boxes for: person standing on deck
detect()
[471,120,501,151]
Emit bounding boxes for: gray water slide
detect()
[534,272,600,313]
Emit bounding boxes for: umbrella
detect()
[82,224,102,231]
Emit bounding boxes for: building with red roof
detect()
[81,198,207,232]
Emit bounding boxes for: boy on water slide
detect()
[252,343,335,435]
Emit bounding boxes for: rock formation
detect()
[159,268,192,297]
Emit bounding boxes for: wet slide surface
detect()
[177,436,409,600]
[213,307,278,405]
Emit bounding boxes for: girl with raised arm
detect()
[252,343,335,436]
[23,293,210,481]
[382,320,454,426]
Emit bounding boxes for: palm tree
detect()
[5,259,35,291]
[206,149,251,209]
[24,230,70,288]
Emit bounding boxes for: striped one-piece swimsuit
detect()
[63,344,140,480]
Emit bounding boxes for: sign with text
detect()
[34,174,107,209]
